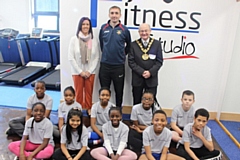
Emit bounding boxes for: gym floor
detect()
[0,107,228,160]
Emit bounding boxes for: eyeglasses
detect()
[142,97,154,102]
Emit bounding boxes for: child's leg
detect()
[128,129,143,152]
[167,153,185,160]
[118,149,137,160]
[79,150,93,160]
[9,116,25,137]
[90,147,110,160]
[171,131,182,142]
[176,144,192,160]
[32,144,54,159]
[8,141,21,156]
[138,154,148,160]
[52,148,68,160]
[192,146,221,159]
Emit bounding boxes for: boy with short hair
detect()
[171,90,195,142]
[6,80,53,137]
[176,108,221,160]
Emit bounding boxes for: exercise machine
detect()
[0,29,21,76]
[1,28,51,85]
[31,36,61,90]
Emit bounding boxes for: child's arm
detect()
[193,129,214,151]
[90,117,103,138]
[184,142,199,160]
[144,146,155,160]
[73,146,87,160]
[45,98,53,118]
[25,109,32,121]
[132,120,147,132]
[160,146,168,160]
[61,143,72,160]
[27,138,50,160]
[19,136,28,160]
[170,122,183,136]
[58,117,64,133]
[45,110,51,118]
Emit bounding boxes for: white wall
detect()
[221,15,240,113]
[60,0,240,114]
[0,0,30,33]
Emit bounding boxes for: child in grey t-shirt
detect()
[8,102,54,159]
[52,108,92,160]
[176,108,221,160]
[7,80,53,137]
[139,110,185,160]
[128,91,158,153]
[171,90,195,142]
[91,107,137,160]
[89,87,115,139]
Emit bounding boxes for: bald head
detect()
[139,23,151,31]
[138,23,151,41]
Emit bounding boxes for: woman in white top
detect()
[68,17,99,115]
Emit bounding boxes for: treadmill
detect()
[31,36,61,90]
[1,28,51,85]
[0,29,21,76]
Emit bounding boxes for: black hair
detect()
[182,90,195,99]
[66,108,83,144]
[108,106,122,116]
[142,91,155,113]
[64,86,75,96]
[194,108,209,120]
[152,109,167,119]
[30,102,46,129]
[76,17,93,39]
[35,80,46,88]
[99,87,111,96]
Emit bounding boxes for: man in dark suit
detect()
[128,23,163,105]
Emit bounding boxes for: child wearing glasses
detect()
[128,91,159,155]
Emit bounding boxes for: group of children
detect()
[6,80,221,160]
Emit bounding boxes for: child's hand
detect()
[110,153,117,160]
[130,125,141,132]
[19,154,26,160]
[26,155,33,160]
[192,127,203,138]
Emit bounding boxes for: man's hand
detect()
[142,71,151,79]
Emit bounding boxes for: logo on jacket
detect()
[117,30,122,35]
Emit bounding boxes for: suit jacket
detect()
[128,38,163,87]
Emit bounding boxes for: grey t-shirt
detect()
[102,121,129,151]
[23,117,54,146]
[142,125,171,154]
[171,104,195,128]
[179,123,212,148]
[91,101,115,126]
[61,125,88,150]
[130,103,157,126]
[27,94,53,110]
[58,101,82,123]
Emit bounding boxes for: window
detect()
[31,0,59,33]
